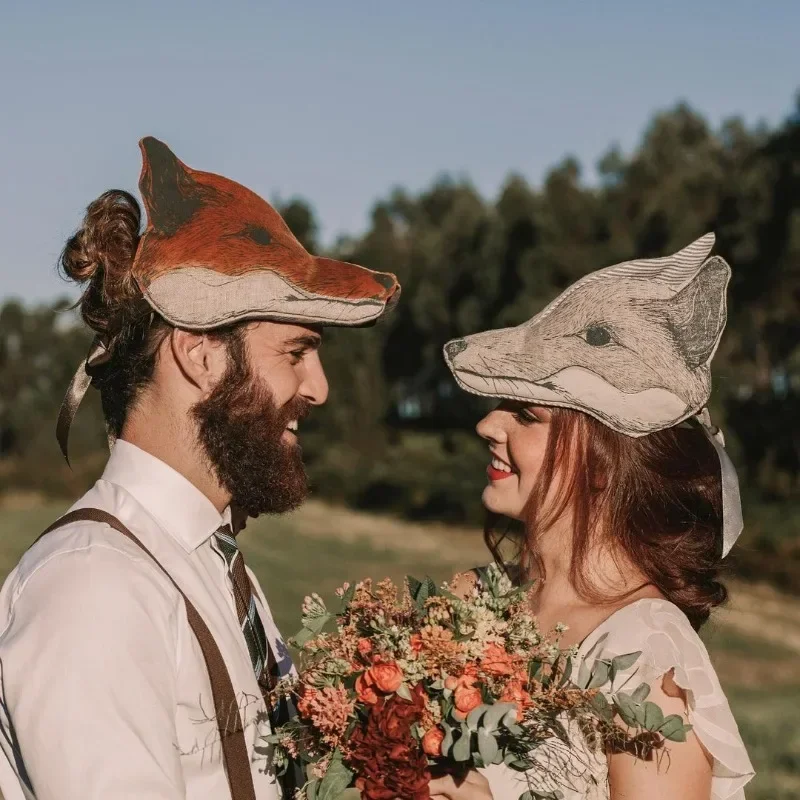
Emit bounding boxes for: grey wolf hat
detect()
[444,234,743,557]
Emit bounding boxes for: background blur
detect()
[1,2,798,797]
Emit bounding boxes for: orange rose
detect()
[482,643,518,676]
[422,726,445,757]
[369,661,404,693]
[356,672,379,705]
[500,680,533,712]
[454,683,483,715]
[410,634,424,654]
[444,676,459,691]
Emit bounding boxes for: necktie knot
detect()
[214,525,239,563]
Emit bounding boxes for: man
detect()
[0,137,400,800]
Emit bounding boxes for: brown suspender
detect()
[39,508,258,800]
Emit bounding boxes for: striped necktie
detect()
[213,525,278,693]
[214,524,302,794]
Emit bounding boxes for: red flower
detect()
[454,683,483,715]
[422,726,445,757]
[482,643,519,676]
[356,672,379,705]
[369,660,404,693]
[348,685,430,800]
[500,679,533,712]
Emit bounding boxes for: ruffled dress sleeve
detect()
[578,598,755,800]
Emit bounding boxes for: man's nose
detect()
[301,353,329,406]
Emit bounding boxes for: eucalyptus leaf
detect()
[316,750,354,800]
[306,780,318,800]
[395,683,413,702]
[467,704,489,731]
[613,692,639,727]
[335,791,362,800]
[576,660,592,689]
[641,701,664,732]
[631,682,651,703]
[587,660,611,689]
[582,632,609,662]
[304,614,331,635]
[558,657,573,687]
[477,728,499,766]
[452,730,472,762]
[292,627,317,647]
[501,708,519,730]
[590,692,613,722]
[441,724,455,757]
[611,651,641,673]
[659,714,691,742]
[482,702,517,732]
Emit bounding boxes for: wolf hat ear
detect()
[665,255,730,369]
[603,232,716,293]
[138,136,203,236]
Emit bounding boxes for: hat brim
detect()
[140,258,400,331]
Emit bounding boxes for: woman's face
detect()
[476,402,554,520]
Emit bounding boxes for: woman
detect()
[429,235,754,800]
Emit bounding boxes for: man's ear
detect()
[169,328,229,394]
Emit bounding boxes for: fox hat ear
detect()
[603,233,716,293]
[138,136,203,236]
[666,255,730,369]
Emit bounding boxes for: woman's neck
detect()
[529,521,663,649]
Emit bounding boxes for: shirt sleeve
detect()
[0,538,185,800]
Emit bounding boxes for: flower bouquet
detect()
[266,565,692,800]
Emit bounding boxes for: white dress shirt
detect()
[0,440,290,800]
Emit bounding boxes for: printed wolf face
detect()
[131,137,400,330]
[444,234,730,436]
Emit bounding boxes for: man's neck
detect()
[120,409,230,514]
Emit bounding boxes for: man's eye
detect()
[289,349,306,363]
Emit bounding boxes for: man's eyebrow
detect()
[285,334,322,349]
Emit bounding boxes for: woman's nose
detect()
[476,410,507,444]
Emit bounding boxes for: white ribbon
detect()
[694,408,743,558]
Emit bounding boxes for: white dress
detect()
[481,598,754,799]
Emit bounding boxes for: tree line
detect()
[2,96,798,585]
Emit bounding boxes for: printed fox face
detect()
[444,234,730,436]
[131,137,400,330]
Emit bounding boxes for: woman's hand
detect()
[429,770,493,799]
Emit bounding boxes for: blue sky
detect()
[1,0,798,303]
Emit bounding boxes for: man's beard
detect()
[192,348,311,518]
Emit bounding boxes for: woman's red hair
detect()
[486,408,727,630]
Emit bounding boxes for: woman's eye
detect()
[514,407,540,426]
[579,324,614,347]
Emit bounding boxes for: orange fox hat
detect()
[131,137,400,329]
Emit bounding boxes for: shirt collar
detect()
[101,439,231,552]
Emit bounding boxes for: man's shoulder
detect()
[4,482,178,610]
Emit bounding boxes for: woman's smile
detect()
[487,451,516,482]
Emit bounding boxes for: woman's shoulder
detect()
[578,598,754,799]
[578,598,704,680]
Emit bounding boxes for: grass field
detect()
[1,499,798,799]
